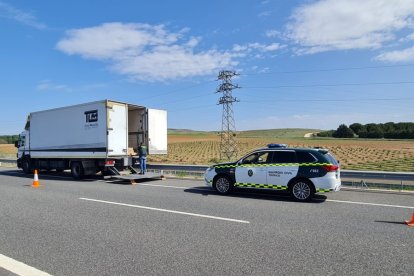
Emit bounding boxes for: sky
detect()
[1,0,414,135]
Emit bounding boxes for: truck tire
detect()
[71,162,84,179]
[22,157,32,174]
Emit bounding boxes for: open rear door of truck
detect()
[107,102,128,156]
[147,108,167,154]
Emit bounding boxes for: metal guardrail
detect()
[147,164,414,181]
[1,159,413,190]
[0,158,18,167]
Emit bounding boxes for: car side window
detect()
[296,151,317,163]
[271,151,296,163]
[242,151,270,164]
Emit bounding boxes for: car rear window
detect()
[296,151,317,163]
[324,153,339,165]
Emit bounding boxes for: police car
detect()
[204,144,341,201]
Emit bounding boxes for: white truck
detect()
[15,100,167,178]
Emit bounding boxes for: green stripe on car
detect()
[235,182,288,190]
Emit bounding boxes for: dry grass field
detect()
[2,130,414,172]
[148,133,414,172]
[0,144,17,158]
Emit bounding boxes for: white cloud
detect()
[375,46,414,62]
[399,32,414,42]
[258,11,271,17]
[0,1,46,30]
[36,80,107,92]
[232,42,284,53]
[57,23,180,60]
[36,80,68,91]
[265,29,280,38]
[286,0,414,54]
[57,23,285,81]
[57,23,237,81]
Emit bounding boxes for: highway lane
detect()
[0,168,413,275]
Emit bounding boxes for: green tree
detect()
[349,123,364,135]
[317,130,335,137]
[365,124,384,138]
[333,124,354,138]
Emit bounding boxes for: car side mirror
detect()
[14,141,19,148]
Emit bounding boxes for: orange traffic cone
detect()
[32,169,40,188]
[406,212,414,227]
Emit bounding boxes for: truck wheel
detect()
[290,179,314,201]
[71,162,84,179]
[213,175,233,194]
[22,157,32,174]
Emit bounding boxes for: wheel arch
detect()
[213,172,235,185]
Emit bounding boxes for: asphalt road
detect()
[0,168,413,276]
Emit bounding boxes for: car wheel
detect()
[71,162,84,179]
[290,179,314,201]
[213,175,233,194]
[22,157,32,174]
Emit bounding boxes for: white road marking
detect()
[326,199,414,209]
[4,170,413,210]
[139,183,190,189]
[139,184,414,209]
[0,253,52,276]
[79,197,250,224]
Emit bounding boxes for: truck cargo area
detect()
[16,100,167,179]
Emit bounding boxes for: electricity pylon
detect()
[216,70,240,160]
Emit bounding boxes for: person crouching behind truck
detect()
[138,143,147,174]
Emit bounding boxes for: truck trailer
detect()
[15,100,167,178]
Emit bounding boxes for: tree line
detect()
[317,122,414,139]
[0,135,19,144]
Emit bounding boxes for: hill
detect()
[168,128,321,138]
[237,128,321,138]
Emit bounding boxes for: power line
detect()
[138,79,215,101]
[168,104,217,112]
[242,97,414,103]
[243,81,414,89]
[241,63,414,76]
[156,91,212,106]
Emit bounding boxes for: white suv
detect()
[205,144,341,201]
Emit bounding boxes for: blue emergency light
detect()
[267,143,288,148]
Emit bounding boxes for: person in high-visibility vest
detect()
[138,142,147,174]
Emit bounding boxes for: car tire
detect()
[290,179,314,201]
[71,162,84,179]
[22,157,32,174]
[213,175,233,194]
